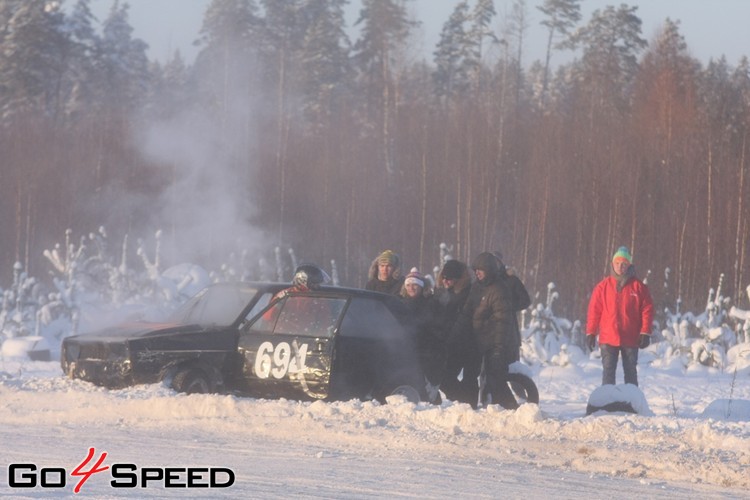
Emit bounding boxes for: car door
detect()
[329,295,422,401]
[236,293,347,400]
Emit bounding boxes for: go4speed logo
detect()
[8,447,234,493]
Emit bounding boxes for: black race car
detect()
[61,282,428,403]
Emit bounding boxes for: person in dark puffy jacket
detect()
[493,250,531,362]
[434,259,479,407]
[586,246,653,386]
[467,252,521,410]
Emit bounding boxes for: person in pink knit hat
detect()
[399,267,443,404]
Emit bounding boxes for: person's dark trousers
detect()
[441,341,481,408]
[483,348,519,410]
[600,344,639,386]
[458,358,481,409]
[442,364,480,409]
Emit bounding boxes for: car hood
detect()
[67,321,205,342]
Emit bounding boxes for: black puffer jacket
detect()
[434,263,472,345]
[504,266,530,360]
[470,253,520,356]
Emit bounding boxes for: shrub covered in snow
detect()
[1,230,750,376]
[518,273,750,375]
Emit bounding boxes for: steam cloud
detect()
[132,89,272,274]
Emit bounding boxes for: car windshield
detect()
[168,284,259,326]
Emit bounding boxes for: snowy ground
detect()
[0,353,748,499]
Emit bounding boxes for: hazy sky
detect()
[89,0,750,67]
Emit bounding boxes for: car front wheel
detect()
[172,367,211,394]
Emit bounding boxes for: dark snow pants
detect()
[441,340,481,408]
[600,344,639,386]
[481,347,519,410]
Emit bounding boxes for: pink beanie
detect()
[404,267,424,288]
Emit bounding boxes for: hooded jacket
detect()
[586,266,654,348]
[434,261,472,345]
[365,255,404,296]
[469,253,520,354]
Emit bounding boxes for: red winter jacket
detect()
[586,274,654,348]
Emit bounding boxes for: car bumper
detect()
[63,358,135,388]
[61,340,135,388]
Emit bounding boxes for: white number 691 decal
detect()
[254,341,309,379]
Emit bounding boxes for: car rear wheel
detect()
[172,367,211,394]
[506,373,539,404]
[387,385,421,404]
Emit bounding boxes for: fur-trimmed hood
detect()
[368,256,402,281]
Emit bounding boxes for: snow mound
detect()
[702,399,750,422]
[586,384,653,416]
[161,263,210,298]
[1,336,51,361]
[508,360,534,378]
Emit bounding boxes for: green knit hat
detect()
[376,250,400,267]
[612,246,632,264]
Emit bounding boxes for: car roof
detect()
[230,281,396,299]
[237,281,409,313]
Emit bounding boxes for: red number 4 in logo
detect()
[71,447,109,494]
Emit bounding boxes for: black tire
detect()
[586,401,637,415]
[172,367,211,394]
[506,373,539,404]
[387,385,421,404]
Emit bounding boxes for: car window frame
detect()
[244,292,348,338]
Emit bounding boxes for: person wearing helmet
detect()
[291,263,329,292]
[273,263,330,300]
[262,264,330,324]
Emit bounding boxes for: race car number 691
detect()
[254,341,309,379]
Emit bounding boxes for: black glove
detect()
[587,335,596,350]
[639,334,650,349]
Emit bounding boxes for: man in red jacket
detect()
[586,246,654,386]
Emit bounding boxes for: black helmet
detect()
[292,264,330,290]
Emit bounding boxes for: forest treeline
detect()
[1,0,749,318]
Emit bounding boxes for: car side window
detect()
[243,292,274,323]
[247,296,346,337]
[245,298,284,333]
[339,297,403,339]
